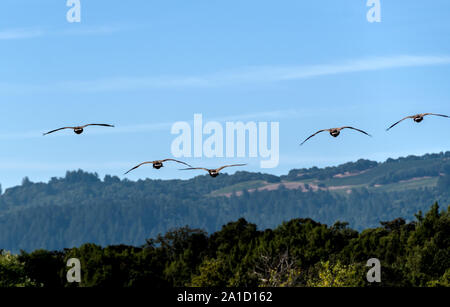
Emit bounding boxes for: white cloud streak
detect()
[0,25,124,41]
[1,55,449,93]
[0,28,44,40]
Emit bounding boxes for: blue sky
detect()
[1,0,450,189]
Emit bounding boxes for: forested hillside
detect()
[0,152,449,252]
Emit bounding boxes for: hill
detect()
[0,152,450,252]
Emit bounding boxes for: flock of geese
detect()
[300,113,449,145]
[42,124,248,177]
[42,112,449,178]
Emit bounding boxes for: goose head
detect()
[153,162,163,169]
[413,116,424,123]
[208,170,220,177]
[329,129,340,137]
[74,127,84,134]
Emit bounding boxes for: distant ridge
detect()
[0,152,449,252]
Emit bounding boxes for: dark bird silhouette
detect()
[124,159,192,175]
[386,113,450,131]
[181,164,247,177]
[300,126,371,146]
[43,124,114,135]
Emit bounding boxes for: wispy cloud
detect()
[248,55,450,81]
[2,55,449,93]
[59,25,126,36]
[0,25,125,41]
[0,28,44,40]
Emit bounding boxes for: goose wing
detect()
[216,164,247,172]
[43,127,74,136]
[180,167,211,172]
[422,113,450,118]
[82,123,115,128]
[340,126,372,137]
[124,161,155,175]
[300,129,329,146]
[386,116,414,131]
[160,159,192,167]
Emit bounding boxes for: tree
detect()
[189,258,231,287]
[0,251,39,287]
[18,250,65,287]
[405,203,450,286]
[253,251,302,287]
[307,261,363,287]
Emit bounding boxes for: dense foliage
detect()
[0,203,448,287]
[0,152,449,252]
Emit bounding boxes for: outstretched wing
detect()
[423,113,450,118]
[82,124,115,128]
[386,116,414,131]
[160,159,192,167]
[300,129,329,146]
[43,127,74,136]
[180,167,210,172]
[124,161,155,175]
[216,164,247,172]
[341,126,372,137]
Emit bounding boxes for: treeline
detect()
[0,203,448,287]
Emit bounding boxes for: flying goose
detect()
[43,124,114,135]
[181,164,247,177]
[300,126,371,146]
[386,113,450,131]
[124,159,192,175]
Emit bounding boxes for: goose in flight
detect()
[386,113,449,131]
[43,124,114,135]
[300,126,371,146]
[181,164,247,177]
[124,159,192,175]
